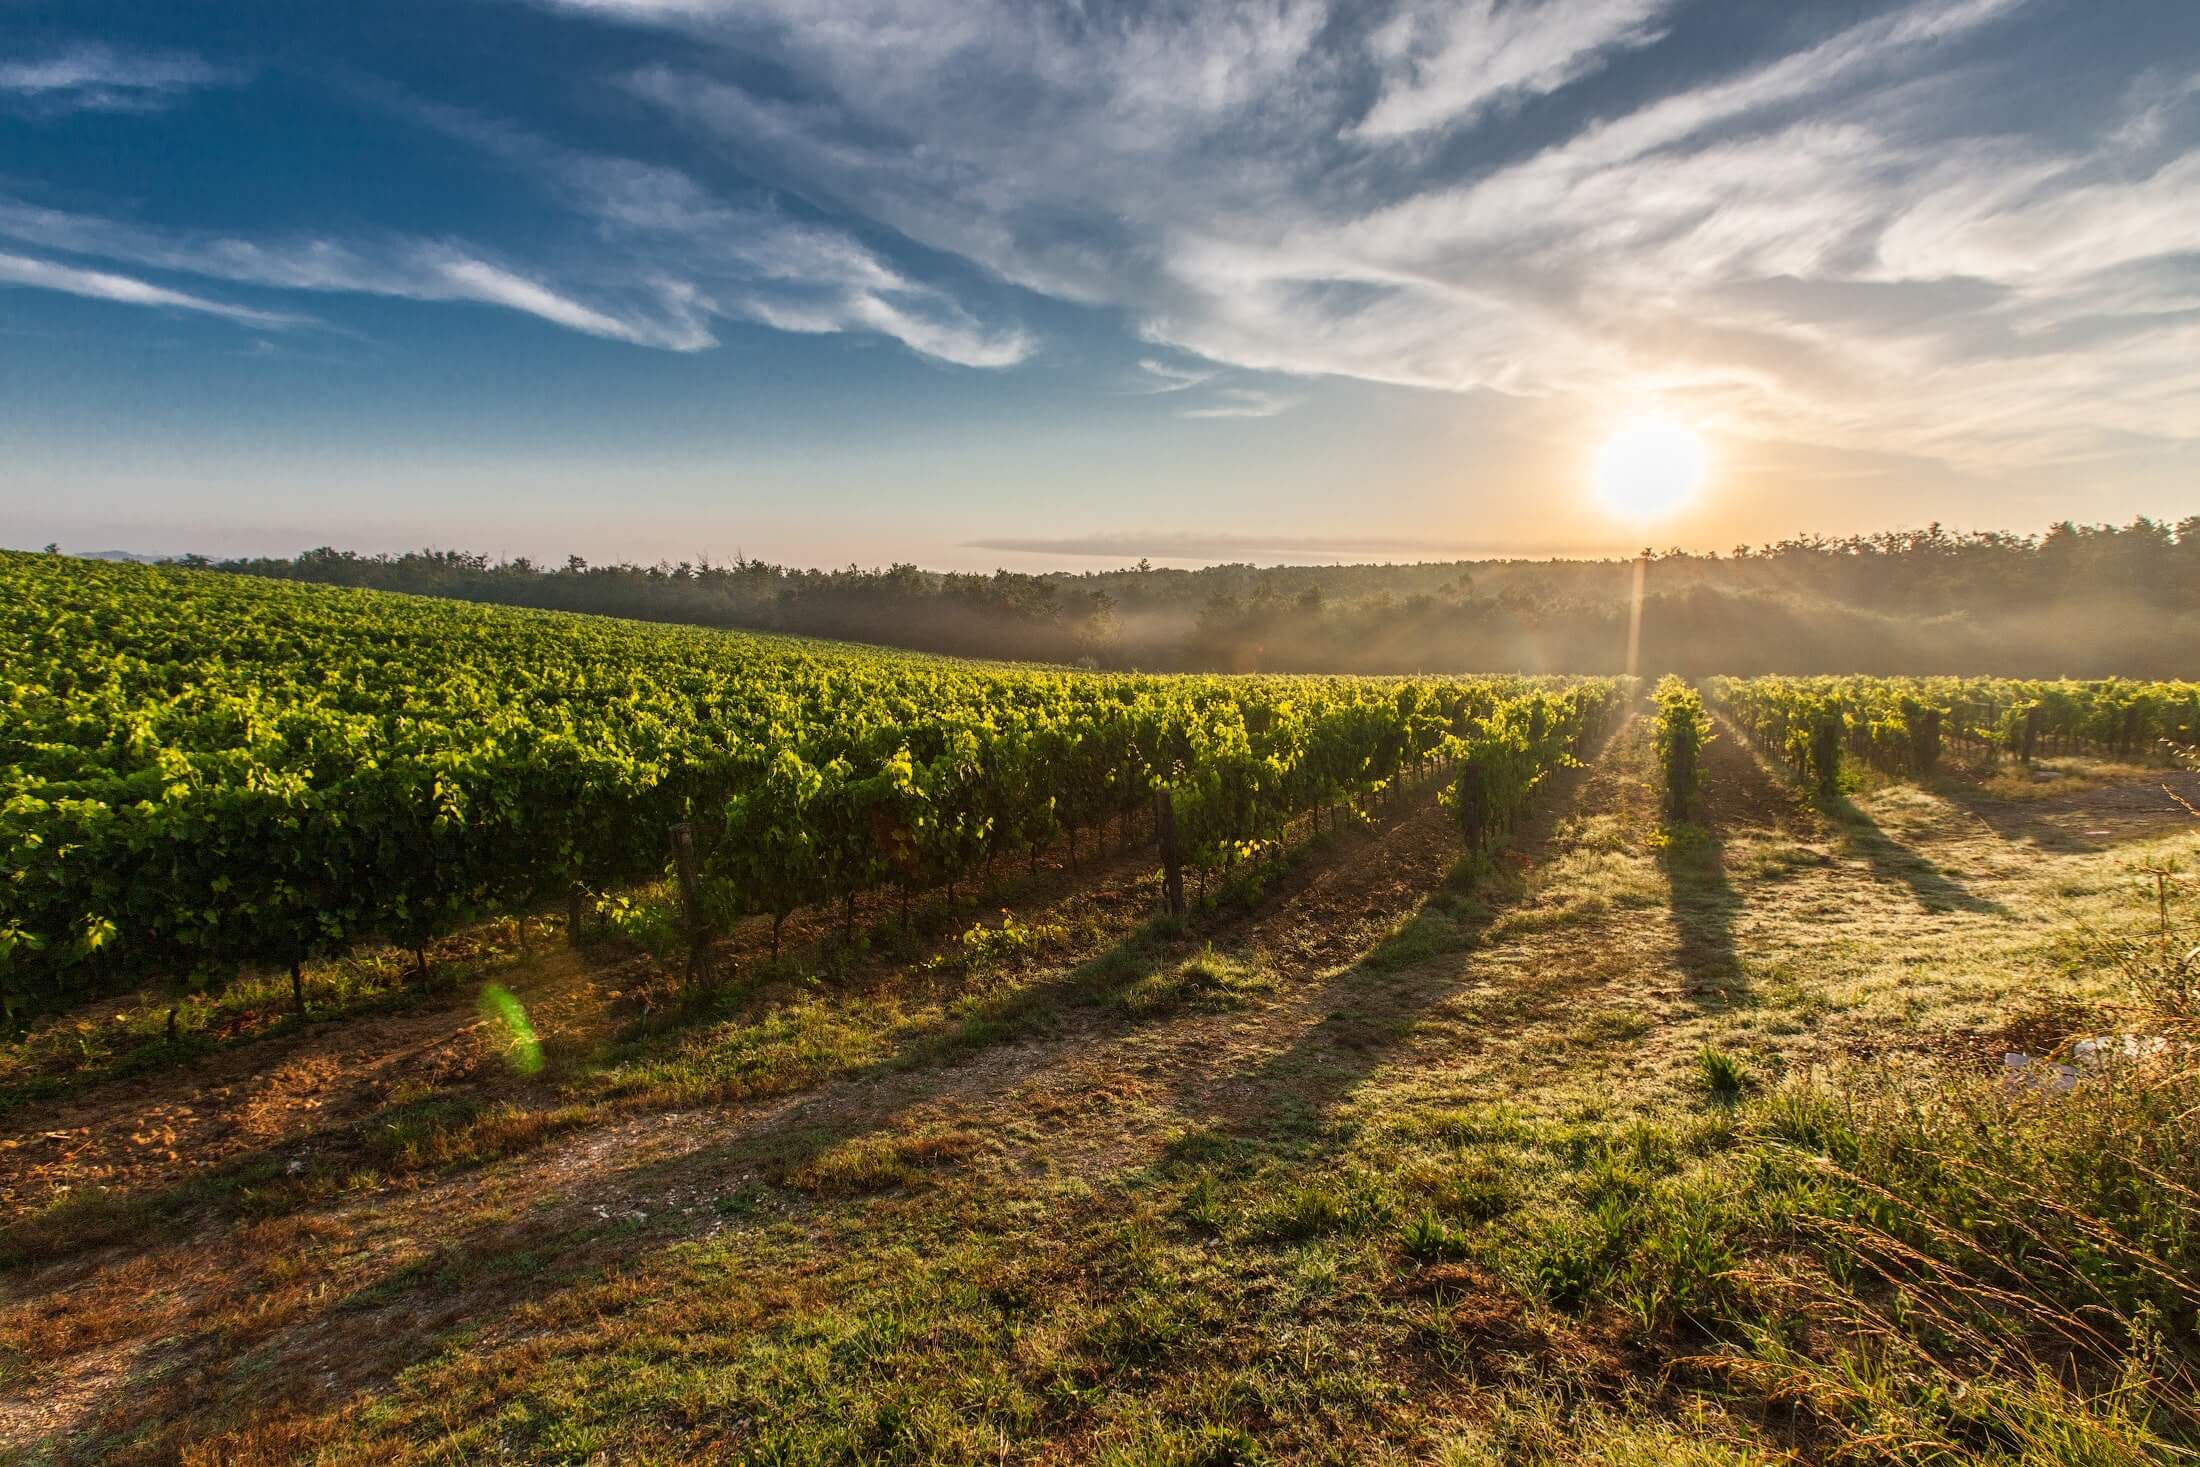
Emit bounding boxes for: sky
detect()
[1,0,2195,571]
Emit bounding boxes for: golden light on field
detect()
[1593,415,1707,523]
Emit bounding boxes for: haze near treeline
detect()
[188,517,2200,677]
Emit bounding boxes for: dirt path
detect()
[0,960,578,1214]
[0,812,1182,1218]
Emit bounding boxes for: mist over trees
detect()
[184,518,2200,677]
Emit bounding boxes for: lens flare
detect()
[478,982,543,1075]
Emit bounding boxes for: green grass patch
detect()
[1118,946,1274,1018]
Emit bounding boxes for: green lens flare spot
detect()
[478,982,543,1076]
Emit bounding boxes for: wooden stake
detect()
[1154,789,1184,916]
[668,822,717,991]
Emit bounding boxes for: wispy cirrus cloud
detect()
[0,113,1034,365]
[371,93,1034,366]
[0,43,238,114]
[0,67,1034,364]
[1130,359,1217,394]
[528,0,2200,468]
[0,251,304,327]
[9,0,2197,485]
[0,195,714,348]
[428,254,713,349]
[1127,357,1296,417]
[1353,0,1670,140]
[1177,387,1295,419]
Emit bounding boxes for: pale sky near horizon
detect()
[1,0,2195,573]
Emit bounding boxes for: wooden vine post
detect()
[1154,789,1185,916]
[2020,704,2041,765]
[1457,760,1487,854]
[1916,706,1942,776]
[668,821,718,991]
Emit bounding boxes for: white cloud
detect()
[0,71,1034,365]
[1131,359,1219,393]
[1179,387,1294,419]
[0,179,1030,363]
[0,196,716,348]
[23,0,2197,470]
[1878,151,2200,287]
[1354,0,1670,141]
[0,43,235,113]
[377,95,1033,365]
[0,251,303,326]
[428,254,716,349]
[839,291,1032,368]
[730,280,1036,367]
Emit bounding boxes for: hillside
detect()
[4,703,2196,1461]
[1,557,2195,1461]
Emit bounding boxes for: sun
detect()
[1593,415,1707,523]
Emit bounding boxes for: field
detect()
[3,558,2198,1464]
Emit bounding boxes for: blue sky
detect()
[1,0,2195,570]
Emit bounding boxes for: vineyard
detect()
[5,554,2199,1464]
[0,552,1622,1021]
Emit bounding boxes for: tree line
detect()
[134,515,2200,676]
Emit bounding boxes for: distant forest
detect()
[170,518,2200,677]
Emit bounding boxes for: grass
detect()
[366,1096,595,1170]
[6,717,2199,1463]
[1118,945,1276,1017]
[1365,901,1480,971]
[786,1122,991,1196]
[0,1088,596,1270]
[1693,1045,1749,1100]
[1964,758,2165,802]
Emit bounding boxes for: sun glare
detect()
[1593,416,1707,523]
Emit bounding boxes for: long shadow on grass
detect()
[0,816,1194,1266]
[1661,827,1745,1004]
[0,771,1527,1456]
[0,903,1289,1458]
[3,847,1202,1273]
[1929,767,2200,856]
[284,807,1491,1446]
[1706,709,2003,917]
[1163,724,1631,1148]
[1832,800,2007,916]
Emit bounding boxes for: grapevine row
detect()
[1705,674,2200,796]
[1,553,1623,1015]
[1651,677,1712,819]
